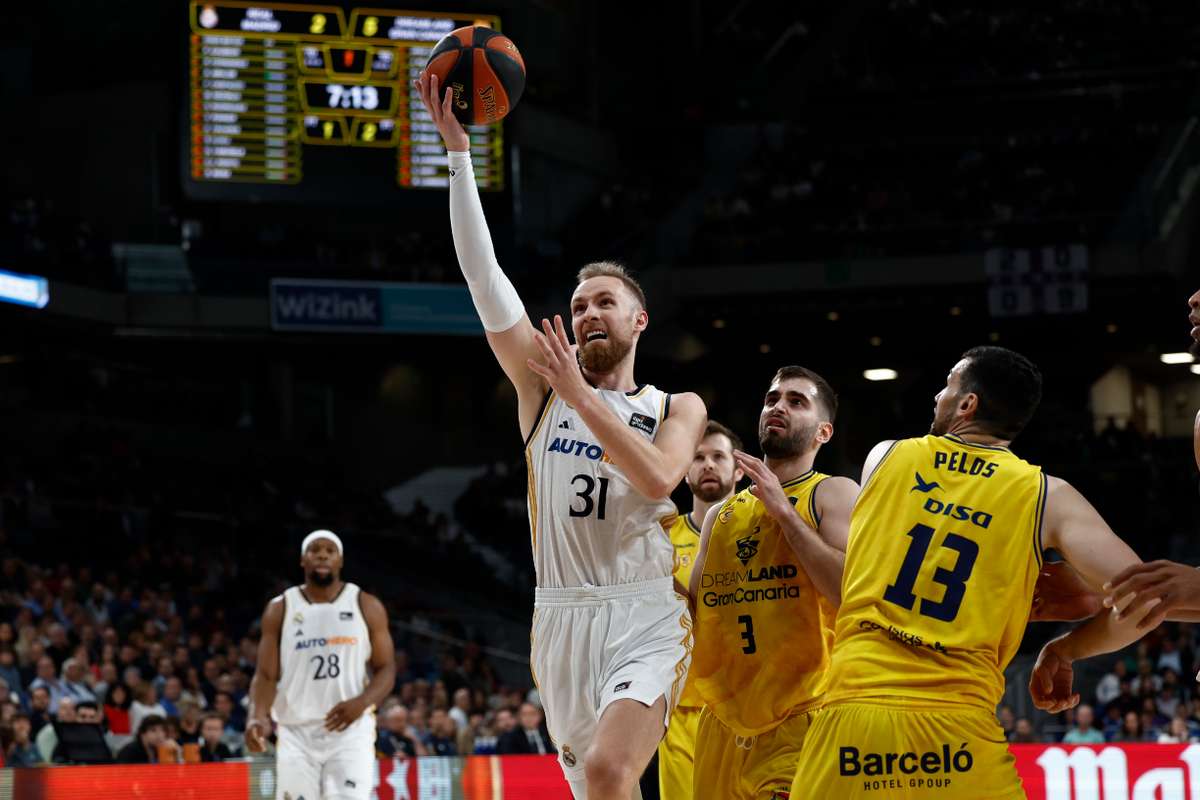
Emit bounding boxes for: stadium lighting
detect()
[1160,352,1195,364]
[863,368,898,382]
[0,269,49,309]
[1192,364,1200,375]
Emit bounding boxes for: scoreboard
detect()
[185,2,504,202]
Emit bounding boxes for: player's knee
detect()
[583,751,638,794]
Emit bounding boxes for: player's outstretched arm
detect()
[245,596,284,753]
[1102,560,1200,628]
[525,314,707,499]
[414,72,546,437]
[325,592,396,732]
[1029,476,1160,711]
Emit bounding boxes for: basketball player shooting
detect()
[246,531,396,800]
[415,72,707,800]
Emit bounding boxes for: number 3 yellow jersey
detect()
[691,471,835,737]
[825,434,1046,712]
[669,513,705,708]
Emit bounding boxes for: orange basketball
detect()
[424,26,525,126]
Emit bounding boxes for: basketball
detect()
[424,26,525,126]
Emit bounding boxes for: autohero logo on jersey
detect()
[294,635,359,651]
[840,743,973,793]
[546,436,613,463]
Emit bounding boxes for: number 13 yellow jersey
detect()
[825,434,1046,712]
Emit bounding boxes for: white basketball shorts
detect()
[531,576,693,787]
[275,713,375,800]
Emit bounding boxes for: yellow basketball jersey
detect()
[825,434,1045,712]
[669,512,704,709]
[691,471,835,736]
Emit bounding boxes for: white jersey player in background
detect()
[246,530,396,800]
[416,73,707,800]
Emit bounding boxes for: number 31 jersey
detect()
[825,434,1046,712]
[272,583,371,726]
[524,385,677,589]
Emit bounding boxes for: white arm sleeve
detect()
[448,150,525,333]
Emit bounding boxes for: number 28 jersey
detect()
[524,385,677,589]
[825,435,1046,712]
[272,583,372,726]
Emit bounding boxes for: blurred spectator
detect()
[425,709,457,756]
[377,704,424,759]
[449,687,471,732]
[1158,717,1198,745]
[28,687,51,735]
[61,658,96,704]
[997,705,1015,740]
[160,676,183,718]
[497,702,554,756]
[129,683,167,736]
[198,713,236,761]
[116,715,174,764]
[0,649,23,697]
[35,697,74,761]
[1010,717,1037,744]
[29,657,68,709]
[1062,704,1105,744]
[6,713,41,766]
[1113,711,1146,743]
[175,699,202,745]
[1132,659,1163,696]
[1095,661,1127,708]
[102,683,132,738]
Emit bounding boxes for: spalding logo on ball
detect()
[424,26,525,125]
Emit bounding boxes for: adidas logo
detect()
[559,419,572,430]
[295,629,303,637]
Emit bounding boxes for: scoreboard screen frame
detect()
[180,1,509,206]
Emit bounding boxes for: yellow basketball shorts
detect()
[789,702,1024,800]
[692,705,814,800]
[658,704,702,800]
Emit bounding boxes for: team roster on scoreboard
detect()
[186,2,504,194]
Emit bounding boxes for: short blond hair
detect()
[576,261,647,310]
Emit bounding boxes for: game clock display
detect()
[185,1,504,201]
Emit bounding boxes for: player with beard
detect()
[417,73,707,800]
[657,420,745,800]
[246,531,396,800]
[685,367,857,800]
[790,347,1161,799]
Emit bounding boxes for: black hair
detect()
[959,346,1043,439]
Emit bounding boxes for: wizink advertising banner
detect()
[270,278,483,335]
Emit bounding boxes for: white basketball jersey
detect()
[272,583,372,726]
[525,385,678,589]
